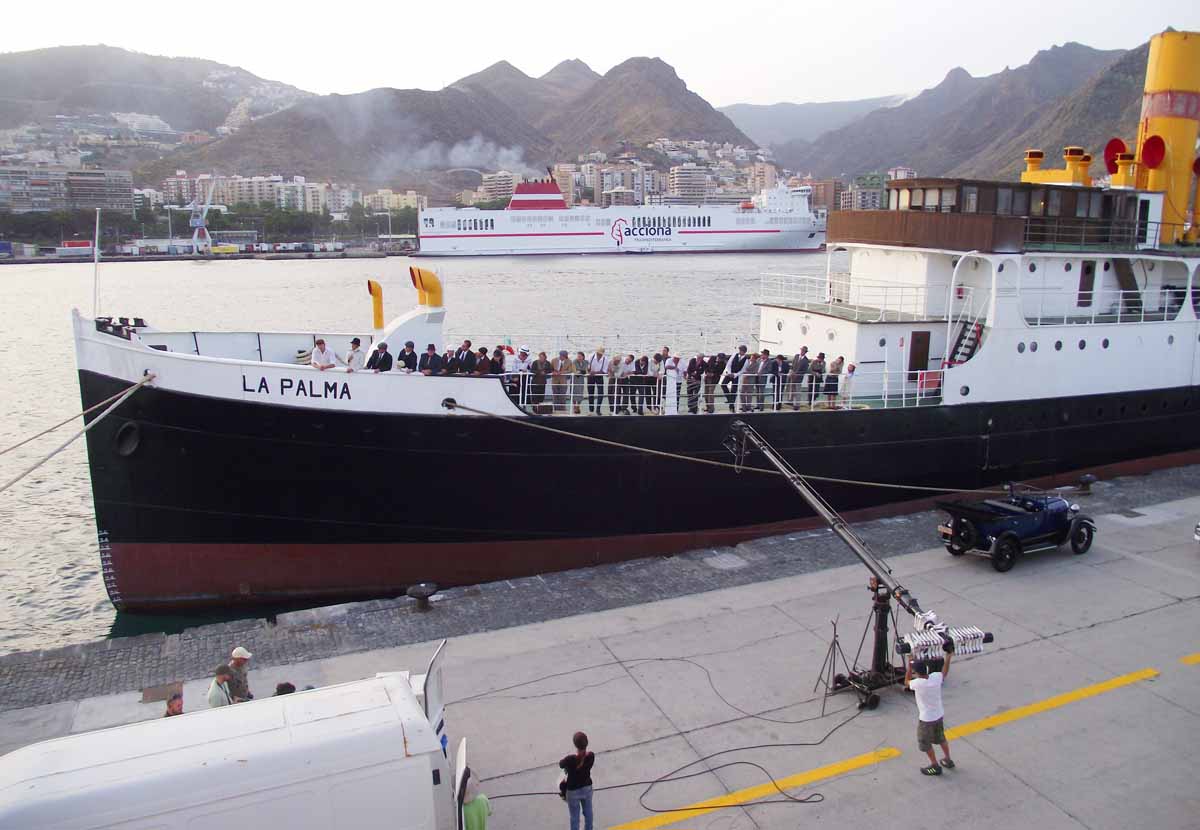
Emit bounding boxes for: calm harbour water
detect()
[0,251,833,654]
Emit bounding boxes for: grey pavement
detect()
[1,471,1199,828]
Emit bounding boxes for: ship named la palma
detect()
[74,30,1200,610]
[417,180,826,255]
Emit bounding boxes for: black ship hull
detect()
[79,369,1200,609]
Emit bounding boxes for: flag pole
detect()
[92,208,101,317]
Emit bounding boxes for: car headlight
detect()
[1070,504,1080,512]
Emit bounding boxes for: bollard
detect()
[406,582,438,612]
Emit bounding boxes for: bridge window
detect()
[997,188,1013,215]
[962,186,978,213]
[1047,190,1062,217]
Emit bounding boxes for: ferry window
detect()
[1075,193,1089,218]
[899,189,911,210]
[941,188,956,211]
[1047,190,1062,217]
[911,188,924,209]
[1077,261,1096,307]
[1013,189,1030,215]
[997,188,1013,215]
[1031,189,1046,217]
[925,189,939,211]
[962,187,978,213]
[889,189,899,210]
[1089,193,1103,218]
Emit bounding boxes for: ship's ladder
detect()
[947,311,986,367]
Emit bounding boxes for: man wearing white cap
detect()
[511,346,534,406]
[228,646,254,702]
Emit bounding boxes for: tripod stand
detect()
[813,617,854,715]
[814,578,906,710]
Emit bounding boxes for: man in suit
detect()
[789,346,810,409]
[396,340,419,373]
[454,339,477,374]
[704,353,726,413]
[365,342,393,373]
[419,343,443,376]
[685,353,706,414]
[721,345,748,413]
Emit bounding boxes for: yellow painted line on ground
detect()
[1181,653,1200,666]
[607,747,901,830]
[610,667,1161,830]
[946,667,1159,741]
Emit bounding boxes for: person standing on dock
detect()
[344,338,365,372]
[227,646,253,702]
[310,339,338,371]
[163,693,183,717]
[462,768,492,830]
[207,665,234,708]
[559,731,595,830]
[906,650,955,776]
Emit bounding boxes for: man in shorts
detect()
[906,646,955,776]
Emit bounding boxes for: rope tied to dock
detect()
[440,398,1013,495]
[0,374,156,496]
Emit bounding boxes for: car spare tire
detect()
[992,534,1020,572]
[949,518,978,553]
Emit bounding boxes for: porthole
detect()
[776,319,784,331]
[800,324,809,335]
[1030,341,1038,352]
[1079,339,1086,350]
[114,421,141,457]
[960,386,970,397]
[1029,263,1037,273]
[1103,262,1111,271]
[878,337,887,347]
[1064,262,1073,272]
[997,263,1005,272]
[1102,338,1110,349]
[1168,334,1175,345]
[1017,342,1026,353]
[1055,340,1063,351]
[827,330,836,341]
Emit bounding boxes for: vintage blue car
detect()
[936,490,1096,572]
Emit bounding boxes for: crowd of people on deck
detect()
[310,336,858,414]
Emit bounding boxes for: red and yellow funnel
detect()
[1133,31,1200,244]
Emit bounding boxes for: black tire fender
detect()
[992,532,1021,572]
[951,517,978,551]
[1068,516,1096,555]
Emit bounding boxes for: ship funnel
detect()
[1133,30,1200,244]
[1023,149,1045,173]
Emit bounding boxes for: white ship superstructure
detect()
[417,181,825,256]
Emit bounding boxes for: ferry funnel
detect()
[1134,30,1200,244]
[367,279,384,330]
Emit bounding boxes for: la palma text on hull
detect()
[74,30,1200,609]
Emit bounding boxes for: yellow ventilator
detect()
[367,280,384,330]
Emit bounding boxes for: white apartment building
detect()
[668,163,708,203]
[327,185,363,212]
[276,177,328,213]
[749,162,778,193]
[480,171,517,201]
[363,189,428,212]
[887,166,917,181]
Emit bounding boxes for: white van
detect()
[0,641,467,830]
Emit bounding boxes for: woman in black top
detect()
[559,731,594,830]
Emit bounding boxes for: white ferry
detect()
[417,180,826,256]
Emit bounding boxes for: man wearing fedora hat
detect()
[344,337,365,372]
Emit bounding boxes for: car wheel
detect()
[992,535,1020,572]
[1070,522,1094,555]
[950,518,978,551]
[945,544,966,556]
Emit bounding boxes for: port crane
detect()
[189,175,218,255]
[724,421,992,708]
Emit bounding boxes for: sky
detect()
[1,0,1198,107]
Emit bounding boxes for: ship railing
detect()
[1019,286,1187,326]
[1022,217,1194,252]
[760,273,972,322]
[445,332,755,363]
[489,367,944,415]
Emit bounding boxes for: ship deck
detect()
[1,464,1199,828]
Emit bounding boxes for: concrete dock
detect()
[2,470,1198,829]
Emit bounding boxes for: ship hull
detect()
[80,369,1200,609]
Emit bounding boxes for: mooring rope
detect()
[0,374,155,496]
[441,399,1013,495]
[1,376,157,457]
